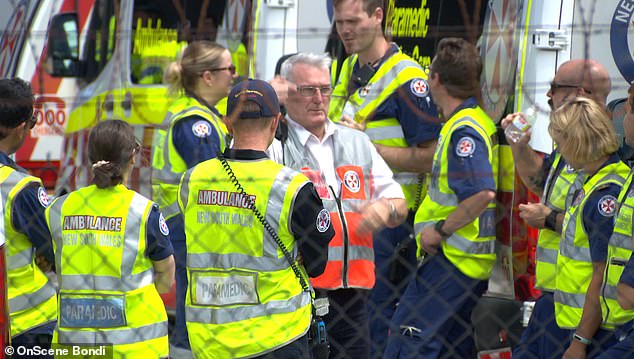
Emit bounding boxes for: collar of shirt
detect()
[284,116,338,146]
[445,97,479,120]
[223,148,268,160]
[0,151,12,166]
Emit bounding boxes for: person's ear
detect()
[271,113,281,133]
[373,6,383,24]
[201,70,214,86]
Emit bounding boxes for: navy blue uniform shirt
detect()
[349,43,441,146]
[172,103,224,168]
[446,97,496,202]
[0,152,54,265]
[146,204,174,261]
[581,154,623,262]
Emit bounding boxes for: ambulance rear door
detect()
[217,0,331,82]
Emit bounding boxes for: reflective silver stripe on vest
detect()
[419,220,495,255]
[535,246,558,264]
[555,289,585,309]
[160,201,181,220]
[393,172,421,185]
[326,246,374,262]
[348,246,374,261]
[56,321,167,345]
[264,167,300,258]
[559,239,592,263]
[352,58,421,115]
[7,247,33,270]
[603,283,618,300]
[365,126,405,142]
[428,117,489,207]
[59,272,154,291]
[186,291,310,325]
[179,168,194,210]
[188,252,289,272]
[609,232,634,251]
[9,282,57,312]
[50,192,154,291]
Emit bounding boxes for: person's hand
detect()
[339,115,366,131]
[35,255,52,273]
[562,340,587,359]
[518,202,550,229]
[419,226,442,255]
[269,76,289,105]
[501,112,532,145]
[356,199,390,235]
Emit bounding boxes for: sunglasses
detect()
[209,65,236,75]
[549,81,592,94]
[27,114,37,129]
[295,85,333,97]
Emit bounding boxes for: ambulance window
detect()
[84,0,117,81]
[130,1,225,84]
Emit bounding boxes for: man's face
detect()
[334,0,381,55]
[285,64,331,138]
[547,67,581,111]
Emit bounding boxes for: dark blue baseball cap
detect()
[227,79,280,119]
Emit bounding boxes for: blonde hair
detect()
[163,41,227,95]
[548,97,619,163]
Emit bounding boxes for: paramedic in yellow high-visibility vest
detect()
[548,98,627,357]
[384,38,498,359]
[501,59,613,359]
[178,79,333,359]
[596,84,634,358]
[47,120,175,358]
[1,78,57,357]
[328,1,442,355]
[150,40,234,355]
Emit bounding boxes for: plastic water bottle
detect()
[505,106,537,143]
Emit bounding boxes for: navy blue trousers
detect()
[368,214,417,359]
[167,216,191,349]
[512,291,569,358]
[319,288,370,359]
[383,251,488,359]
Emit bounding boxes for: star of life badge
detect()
[598,194,617,217]
[192,120,211,138]
[343,170,361,193]
[316,209,331,233]
[410,78,429,98]
[38,187,50,207]
[159,213,169,236]
[456,137,476,157]
[358,84,371,98]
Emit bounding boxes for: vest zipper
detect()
[329,185,349,288]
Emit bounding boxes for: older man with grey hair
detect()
[268,52,406,358]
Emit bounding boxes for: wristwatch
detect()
[434,220,451,238]
[544,210,560,231]
[573,332,592,345]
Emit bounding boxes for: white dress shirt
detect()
[268,116,404,200]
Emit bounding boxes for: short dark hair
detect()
[0,78,34,128]
[431,38,482,100]
[88,119,139,188]
[333,0,384,16]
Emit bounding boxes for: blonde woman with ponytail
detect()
[151,40,236,355]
